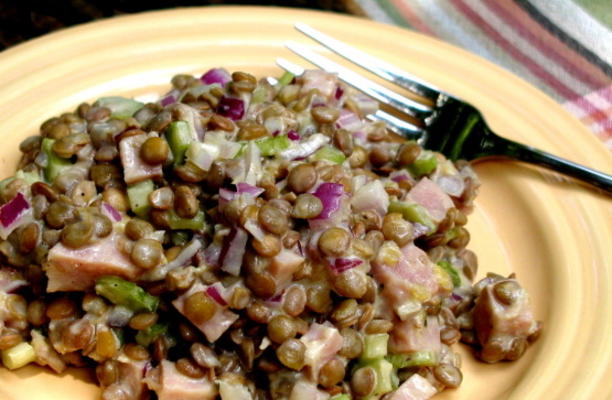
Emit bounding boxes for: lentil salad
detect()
[0,66,541,400]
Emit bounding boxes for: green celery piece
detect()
[311,145,346,164]
[255,135,290,157]
[407,150,438,177]
[330,395,351,400]
[437,260,461,287]
[0,177,14,191]
[127,180,154,218]
[250,85,268,104]
[94,96,144,119]
[15,170,42,185]
[277,71,295,86]
[388,201,436,233]
[171,231,190,246]
[370,358,395,395]
[135,323,168,347]
[386,351,437,369]
[361,333,389,361]
[1,342,36,370]
[167,209,205,231]
[166,121,192,165]
[95,276,159,312]
[41,138,72,183]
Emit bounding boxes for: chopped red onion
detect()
[102,202,122,222]
[220,228,248,276]
[141,239,202,281]
[297,240,304,257]
[217,97,245,121]
[201,68,231,86]
[272,130,280,137]
[352,131,366,141]
[107,306,134,327]
[206,284,227,306]
[244,219,265,241]
[412,222,431,238]
[160,94,176,107]
[267,291,284,303]
[287,130,300,141]
[435,175,466,197]
[204,242,223,267]
[390,170,412,183]
[334,86,344,100]
[312,182,345,219]
[329,258,363,274]
[280,133,329,160]
[236,182,265,197]
[0,193,32,240]
[353,93,379,115]
[335,109,362,132]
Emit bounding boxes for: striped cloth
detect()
[344,0,612,149]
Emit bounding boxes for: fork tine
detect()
[294,23,442,101]
[276,58,423,138]
[285,41,432,118]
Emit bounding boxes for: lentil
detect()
[287,164,317,194]
[282,286,307,317]
[351,367,377,397]
[130,238,163,269]
[276,338,306,371]
[176,358,205,379]
[318,227,351,257]
[183,292,216,324]
[252,234,282,257]
[149,187,174,210]
[140,137,169,165]
[258,204,289,235]
[332,269,368,299]
[318,358,345,388]
[291,194,323,219]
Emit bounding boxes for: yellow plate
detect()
[0,6,610,400]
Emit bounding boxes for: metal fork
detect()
[278,23,612,193]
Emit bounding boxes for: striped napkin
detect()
[344,0,612,149]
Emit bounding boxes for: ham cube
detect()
[373,243,439,320]
[269,249,305,290]
[46,233,141,292]
[289,379,330,400]
[387,373,437,400]
[145,360,216,400]
[407,178,453,223]
[119,133,163,184]
[299,70,338,100]
[172,282,238,343]
[300,323,343,379]
[390,316,441,355]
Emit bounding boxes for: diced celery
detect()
[94,96,144,119]
[135,323,168,347]
[0,177,13,190]
[166,121,192,165]
[251,84,269,104]
[370,358,395,395]
[15,170,42,185]
[171,231,190,246]
[437,261,461,287]
[388,201,436,233]
[362,333,389,361]
[406,150,438,177]
[255,135,290,157]
[330,395,351,400]
[277,71,295,86]
[311,145,346,164]
[386,351,437,369]
[1,342,36,370]
[167,209,205,231]
[127,179,154,217]
[95,276,159,312]
[41,138,72,183]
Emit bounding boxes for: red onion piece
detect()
[287,130,300,141]
[102,202,122,222]
[390,170,412,183]
[204,242,223,267]
[335,109,362,132]
[329,258,363,274]
[236,182,264,197]
[334,86,344,100]
[0,193,29,227]
[206,284,227,306]
[217,97,244,121]
[160,95,176,107]
[200,68,231,86]
[312,182,344,219]
[220,228,248,276]
[353,93,379,115]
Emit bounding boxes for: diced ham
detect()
[289,379,330,400]
[46,232,141,292]
[31,330,67,373]
[373,243,439,320]
[300,323,343,379]
[102,359,148,400]
[119,133,163,184]
[172,282,238,343]
[269,249,305,290]
[407,178,453,223]
[390,316,441,355]
[386,373,437,400]
[145,360,216,400]
[471,278,539,363]
[351,180,389,217]
[299,70,338,100]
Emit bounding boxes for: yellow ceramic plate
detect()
[0,6,610,400]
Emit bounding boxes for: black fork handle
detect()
[490,134,612,194]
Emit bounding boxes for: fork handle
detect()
[492,135,612,193]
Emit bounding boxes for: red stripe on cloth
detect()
[484,0,609,89]
[450,0,609,123]
[389,0,436,36]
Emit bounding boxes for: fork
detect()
[278,23,612,194]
